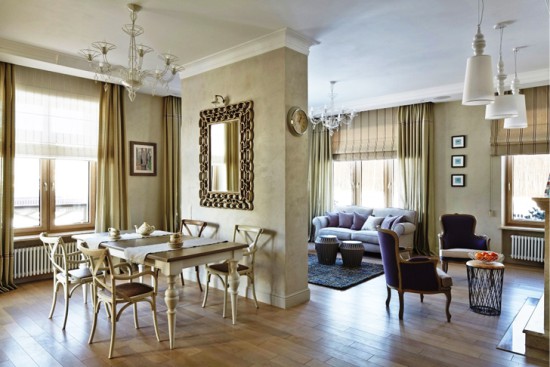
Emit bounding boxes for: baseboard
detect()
[268,287,310,309]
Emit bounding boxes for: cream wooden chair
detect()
[39,232,94,330]
[202,225,264,317]
[180,219,207,291]
[78,244,160,359]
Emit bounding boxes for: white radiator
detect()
[14,241,79,279]
[511,235,545,262]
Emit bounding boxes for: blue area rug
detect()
[308,254,384,290]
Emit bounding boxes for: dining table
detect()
[72,231,247,350]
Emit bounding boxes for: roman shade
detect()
[490,85,549,156]
[332,107,398,161]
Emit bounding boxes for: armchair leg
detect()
[420,293,424,303]
[445,290,452,322]
[442,260,448,273]
[398,291,404,320]
[385,286,391,308]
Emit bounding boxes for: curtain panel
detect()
[161,96,181,232]
[0,62,16,292]
[491,85,550,156]
[397,102,435,256]
[332,107,399,161]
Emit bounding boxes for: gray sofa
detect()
[311,205,417,253]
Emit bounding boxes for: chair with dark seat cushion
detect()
[377,228,453,322]
[438,213,490,272]
[179,219,207,291]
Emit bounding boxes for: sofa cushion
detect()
[373,208,417,226]
[362,216,384,230]
[351,230,379,244]
[381,215,397,229]
[318,228,352,241]
[390,215,404,230]
[338,212,354,228]
[351,212,369,230]
[325,212,339,227]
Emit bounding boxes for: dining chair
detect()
[202,225,264,318]
[377,228,453,322]
[180,219,207,291]
[78,244,160,359]
[39,232,94,330]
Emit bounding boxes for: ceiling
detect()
[0,0,548,111]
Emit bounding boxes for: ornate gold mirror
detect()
[199,101,254,210]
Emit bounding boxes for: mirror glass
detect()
[199,100,254,210]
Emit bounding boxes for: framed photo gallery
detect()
[451,135,466,187]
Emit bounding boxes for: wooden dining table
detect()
[73,232,247,350]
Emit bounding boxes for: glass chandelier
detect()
[309,81,356,136]
[79,3,183,101]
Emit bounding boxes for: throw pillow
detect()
[362,216,384,231]
[351,212,369,230]
[338,212,354,228]
[390,215,404,230]
[380,215,397,230]
[325,211,339,227]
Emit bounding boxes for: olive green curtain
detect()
[308,127,333,240]
[95,84,129,232]
[397,103,435,255]
[161,96,182,232]
[0,63,16,292]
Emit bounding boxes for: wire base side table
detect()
[466,260,505,316]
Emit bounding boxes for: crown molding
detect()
[179,28,319,79]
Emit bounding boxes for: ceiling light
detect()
[309,81,356,136]
[462,0,495,106]
[79,3,183,101]
[504,46,528,128]
[485,22,518,119]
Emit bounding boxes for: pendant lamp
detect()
[504,47,528,128]
[485,22,518,119]
[462,0,494,106]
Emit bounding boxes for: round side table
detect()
[315,235,340,265]
[466,260,505,316]
[340,240,364,267]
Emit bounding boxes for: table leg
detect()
[227,259,240,325]
[164,274,179,349]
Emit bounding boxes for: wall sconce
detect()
[211,95,228,106]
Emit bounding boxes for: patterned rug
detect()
[308,254,385,290]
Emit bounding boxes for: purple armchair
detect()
[377,228,453,322]
[438,214,490,272]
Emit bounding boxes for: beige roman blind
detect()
[491,85,549,156]
[332,106,398,161]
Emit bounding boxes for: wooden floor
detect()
[1,258,548,367]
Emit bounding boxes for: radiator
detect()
[510,235,545,262]
[14,241,79,279]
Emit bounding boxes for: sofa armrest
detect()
[393,222,416,236]
[312,215,329,240]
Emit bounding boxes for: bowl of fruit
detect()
[468,251,504,264]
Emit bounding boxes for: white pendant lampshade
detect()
[462,25,495,106]
[485,94,518,119]
[503,94,527,128]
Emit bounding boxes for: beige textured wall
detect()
[180,48,310,308]
[434,101,503,252]
[125,93,165,230]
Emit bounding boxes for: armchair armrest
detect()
[312,215,329,239]
[393,222,416,236]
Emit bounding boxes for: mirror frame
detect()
[199,100,254,210]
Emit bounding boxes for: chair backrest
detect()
[40,232,70,274]
[181,219,207,237]
[78,244,115,294]
[377,229,401,289]
[232,225,264,268]
[439,213,480,249]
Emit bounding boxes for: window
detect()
[333,159,399,208]
[505,154,550,228]
[14,66,99,235]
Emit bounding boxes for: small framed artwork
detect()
[451,155,466,168]
[130,141,157,176]
[451,135,466,149]
[451,174,466,187]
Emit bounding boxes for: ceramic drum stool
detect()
[315,235,340,265]
[340,240,364,267]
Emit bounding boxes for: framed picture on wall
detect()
[451,135,466,149]
[130,141,157,176]
[451,155,466,168]
[451,174,466,187]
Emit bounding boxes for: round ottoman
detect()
[315,235,339,265]
[340,240,364,267]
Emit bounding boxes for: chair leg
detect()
[222,275,228,318]
[151,298,160,342]
[420,293,424,303]
[83,283,88,304]
[385,286,391,308]
[89,301,100,344]
[180,272,185,286]
[108,310,117,359]
[195,266,203,292]
[445,290,452,322]
[202,272,211,308]
[398,291,404,320]
[250,274,258,309]
[133,303,139,329]
[61,282,70,330]
[48,280,60,319]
